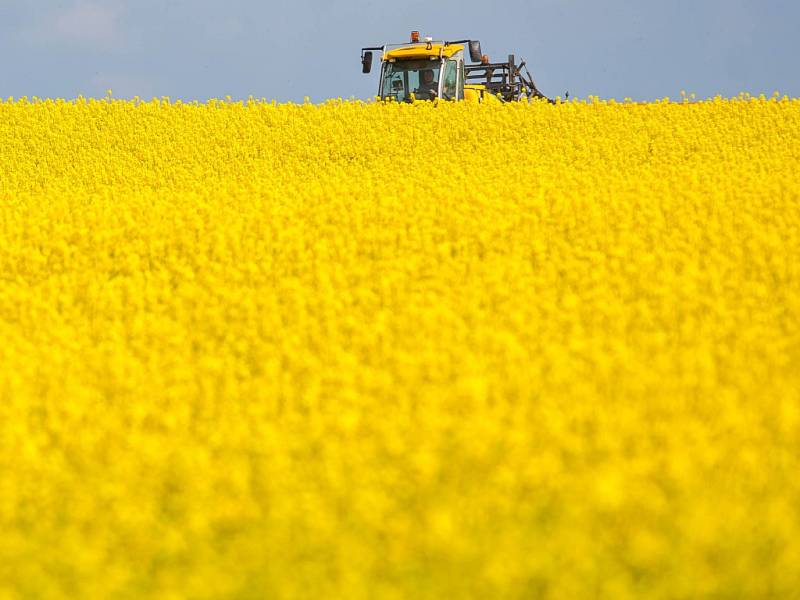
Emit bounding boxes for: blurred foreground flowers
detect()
[0,95,799,598]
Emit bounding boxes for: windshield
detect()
[381,59,441,102]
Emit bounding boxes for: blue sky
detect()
[1,0,797,102]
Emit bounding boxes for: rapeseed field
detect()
[1,95,799,599]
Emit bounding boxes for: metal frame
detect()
[465,54,549,102]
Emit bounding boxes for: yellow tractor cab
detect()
[361,31,549,103]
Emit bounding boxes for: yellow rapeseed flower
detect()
[0,96,799,599]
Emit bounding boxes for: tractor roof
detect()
[382,43,463,61]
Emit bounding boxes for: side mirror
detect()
[469,40,482,63]
[361,51,373,74]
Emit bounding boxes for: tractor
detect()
[360,31,549,103]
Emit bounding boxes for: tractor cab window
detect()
[382,59,441,102]
[442,60,458,100]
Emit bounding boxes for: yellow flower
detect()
[0,95,798,598]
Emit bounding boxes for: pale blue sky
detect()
[1,0,797,101]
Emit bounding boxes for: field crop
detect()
[1,95,799,598]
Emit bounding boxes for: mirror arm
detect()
[360,46,383,74]
[446,39,482,63]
